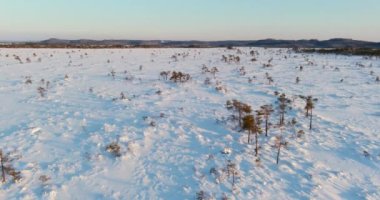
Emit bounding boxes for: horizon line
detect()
[1,37,379,43]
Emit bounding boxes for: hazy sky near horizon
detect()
[0,0,379,41]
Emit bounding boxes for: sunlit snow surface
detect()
[0,48,379,199]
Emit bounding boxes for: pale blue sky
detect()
[0,0,379,41]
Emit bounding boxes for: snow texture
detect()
[0,48,379,199]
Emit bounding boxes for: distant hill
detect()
[2,38,380,48]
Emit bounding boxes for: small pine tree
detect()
[227,100,252,128]
[106,142,121,157]
[110,69,116,79]
[0,150,21,183]
[306,97,317,130]
[300,95,318,130]
[276,135,283,165]
[277,94,291,126]
[242,113,262,157]
[0,150,5,183]
[258,105,273,137]
[242,115,254,144]
[196,191,206,200]
[226,161,238,186]
[210,67,219,78]
[254,113,263,157]
[37,87,46,97]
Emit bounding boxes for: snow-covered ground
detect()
[0,48,379,200]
